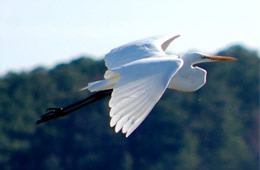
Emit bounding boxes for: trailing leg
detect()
[36,89,113,125]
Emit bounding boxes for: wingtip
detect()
[110,119,116,127]
[125,131,131,138]
[115,125,121,133]
[168,33,181,38]
[160,33,181,51]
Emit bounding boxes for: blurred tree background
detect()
[0,45,259,170]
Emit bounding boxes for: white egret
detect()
[36,34,236,137]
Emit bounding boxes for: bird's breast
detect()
[168,66,207,92]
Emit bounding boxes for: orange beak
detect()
[203,55,237,61]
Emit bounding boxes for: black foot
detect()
[36,107,65,125]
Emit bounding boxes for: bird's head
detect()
[181,52,237,65]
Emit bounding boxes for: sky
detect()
[0,0,259,75]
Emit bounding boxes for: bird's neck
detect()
[180,53,203,66]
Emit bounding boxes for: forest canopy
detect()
[0,45,259,170]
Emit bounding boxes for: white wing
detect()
[104,33,180,69]
[109,57,183,137]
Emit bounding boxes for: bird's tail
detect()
[36,89,113,125]
[81,70,119,92]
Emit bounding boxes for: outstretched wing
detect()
[109,57,183,137]
[104,33,180,69]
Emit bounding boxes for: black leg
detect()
[36,89,113,125]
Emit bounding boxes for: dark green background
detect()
[0,45,259,170]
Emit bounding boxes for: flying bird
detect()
[36,34,236,137]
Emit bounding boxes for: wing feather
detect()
[110,86,150,127]
[109,57,183,137]
[109,77,151,107]
[113,92,150,131]
[105,33,180,69]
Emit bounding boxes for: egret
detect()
[36,34,236,137]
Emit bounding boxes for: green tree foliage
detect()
[0,46,259,170]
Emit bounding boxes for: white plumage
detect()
[85,33,236,137]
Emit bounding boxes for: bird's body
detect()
[37,33,236,137]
